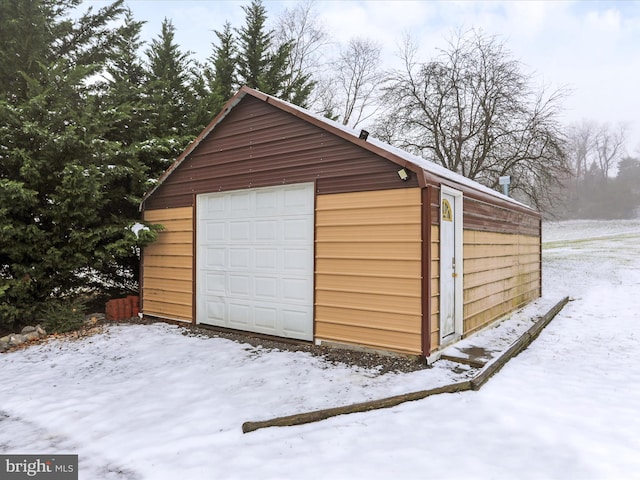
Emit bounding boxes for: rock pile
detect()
[0,325,47,353]
[0,313,106,353]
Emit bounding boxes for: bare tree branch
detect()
[274,0,328,105]
[316,37,383,128]
[595,123,626,178]
[374,28,570,210]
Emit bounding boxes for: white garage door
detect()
[196,183,314,340]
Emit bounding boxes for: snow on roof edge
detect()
[260,89,533,210]
[142,86,534,212]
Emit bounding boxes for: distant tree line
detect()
[0,0,635,330]
[553,122,640,219]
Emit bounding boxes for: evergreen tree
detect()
[100,7,155,190]
[143,18,202,176]
[0,0,48,102]
[236,0,269,89]
[97,8,160,285]
[236,0,309,105]
[189,63,216,130]
[0,0,158,328]
[145,18,193,133]
[614,157,640,217]
[205,21,237,114]
[102,8,148,146]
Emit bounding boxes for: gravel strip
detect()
[185,324,430,375]
[5,315,430,375]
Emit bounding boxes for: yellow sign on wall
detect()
[442,199,453,222]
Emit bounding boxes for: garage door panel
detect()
[255,220,278,241]
[254,307,277,330]
[197,183,314,341]
[205,249,225,269]
[229,274,251,297]
[230,221,251,241]
[205,273,225,295]
[205,222,225,241]
[202,196,226,219]
[283,308,312,336]
[283,248,312,272]
[282,277,311,303]
[229,248,251,269]
[206,299,225,325]
[255,248,278,270]
[254,276,277,300]
[283,217,312,240]
[255,189,278,215]
[230,191,250,213]
[284,185,314,213]
[228,303,250,327]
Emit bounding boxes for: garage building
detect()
[139,86,541,359]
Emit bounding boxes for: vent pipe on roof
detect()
[499,175,511,196]
[359,129,369,141]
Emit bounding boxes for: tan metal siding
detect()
[430,228,540,349]
[143,97,418,210]
[315,188,423,355]
[463,230,541,335]
[142,207,193,322]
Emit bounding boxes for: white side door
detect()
[440,187,463,345]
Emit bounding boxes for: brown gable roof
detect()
[140,86,534,212]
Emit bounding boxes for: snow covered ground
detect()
[1,220,639,480]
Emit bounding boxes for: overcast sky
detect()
[89,0,640,155]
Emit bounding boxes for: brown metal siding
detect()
[427,181,540,235]
[463,196,540,236]
[143,96,418,210]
